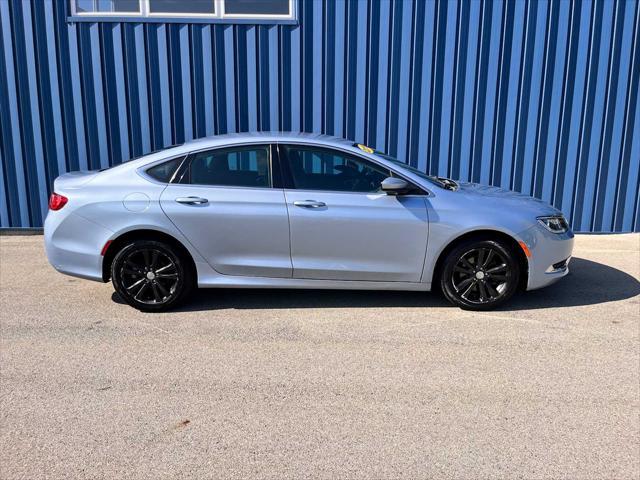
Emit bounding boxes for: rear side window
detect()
[145,156,184,183]
[183,146,271,188]
[281,145,390,193]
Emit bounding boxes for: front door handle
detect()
[176,196,209,205]
[293,200,326,208]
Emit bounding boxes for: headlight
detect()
[537,215,569,233]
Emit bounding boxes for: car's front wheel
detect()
[440,238,521,311]
[111,240,194,312]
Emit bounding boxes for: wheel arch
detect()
[431,229,529,291]
[101,228,197,282]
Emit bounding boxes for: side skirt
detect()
[197,274,431,292]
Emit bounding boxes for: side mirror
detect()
[380,176,410,195]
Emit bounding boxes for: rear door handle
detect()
[293,200,326,208]
[176,196,209,205]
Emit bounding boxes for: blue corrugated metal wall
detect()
[0,0,638,231]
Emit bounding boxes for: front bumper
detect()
[518,224,575,290]
[44,210,113,282]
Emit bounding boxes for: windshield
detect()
[372,151,447,188]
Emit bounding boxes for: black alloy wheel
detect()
[440,238,520,310]
[111,240,193,312]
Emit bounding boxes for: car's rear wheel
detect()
[111,240,194,312]
[440,238,520,311]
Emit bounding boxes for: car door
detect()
[279,144,429,282]
[160,144,292,278]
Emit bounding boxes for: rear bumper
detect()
[44,210,112,282]
[518,224,575,290]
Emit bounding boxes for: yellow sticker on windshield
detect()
[356,143,374,154]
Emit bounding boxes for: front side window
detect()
[70,0,295,20]
[182,146,271,188]
[282,145,390,193]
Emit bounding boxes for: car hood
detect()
[454,182,561,216]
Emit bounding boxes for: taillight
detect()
[48,193,68,211]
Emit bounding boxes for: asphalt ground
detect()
[1,233,639,479]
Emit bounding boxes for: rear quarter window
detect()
[145,157,185,183]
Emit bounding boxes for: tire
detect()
[440,238,520,311]
[111,240,194,312]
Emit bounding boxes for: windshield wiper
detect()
[437,177,458,191]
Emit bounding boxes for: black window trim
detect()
[276,142,428,196]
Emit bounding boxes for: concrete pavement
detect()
[0,234,639,479]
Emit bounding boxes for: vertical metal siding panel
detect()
[578,1,615,230]
[540,0,570,204]
[394,0,413,164]
[312,0,323,133]
[353,0,367,142]
[386,0,403,158]
[532,0,559,200]
[268,26,279,131]
[551,0,582,209]
[458,0,481,182]
[202,26,215,136]
[89,24,109,169]
[560,0,592,222]
[0,0,29,226]
[499,0,526,188]
[223,26,236,133]
[246,27,258,132]
[597,2,635,231]
[623,93,640,231]
[616,2,640,232]
[43,0,67,177]
[374,0,390,153]
[112,24,131,162]
[20,0,48,225]
[0,147,9,226]
[0,19,17,227]
[490,0,514,188]
[591,0,625,231]
[331,1,344,138]
[52,0,79,173]
[191,26,205,138]
[290,23,301,133]
[212,27,225,132]
[156,25,172,146]
[406,0,426,169]
[102,26,121,164]
[32,0,57,186]
[323,0,336,136]
[122,25,141,157]
[520,0,549,196]
[134,24,151,153]
[180,25,193,141]
[168,26,184,143]
[436,0,458,175]
[67,23,88,171]
[479,0,504,186]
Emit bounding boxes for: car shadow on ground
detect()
[112,257,639,312]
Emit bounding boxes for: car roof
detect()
[173,131,357,151]
[115,131,368,171]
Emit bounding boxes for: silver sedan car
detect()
[44,132,574,312]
